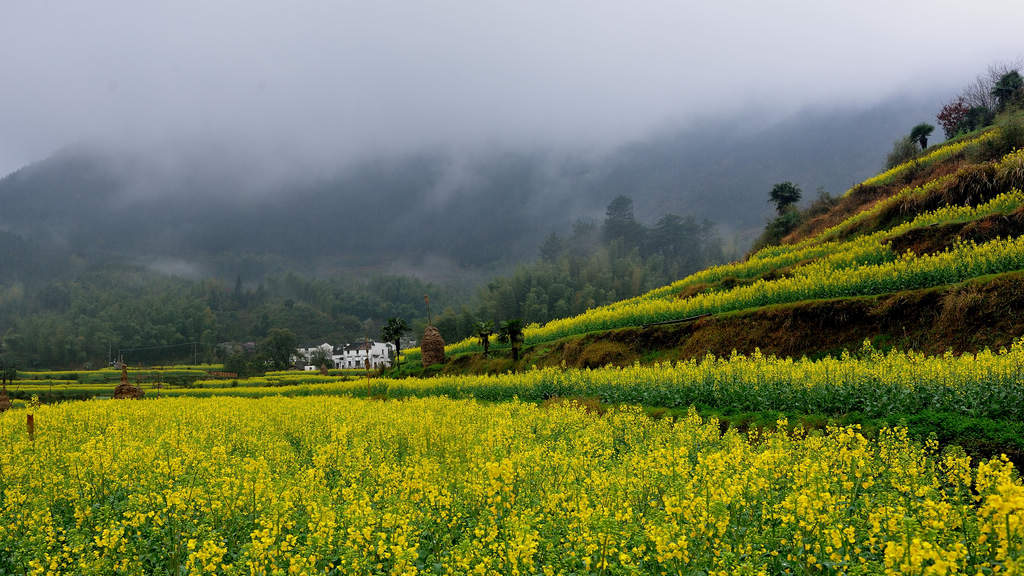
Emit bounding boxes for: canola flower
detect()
[192,373,359,388]
[160,340,1024,421]
[16,368,212,381]
[621,169,1024,310]
[707,146,1024,277]
[756,146,1024,260]
[4,373,362,403]
[419,233,1024,358]
[7,379,80,387]
[852,130,999,192]
[265,369,367,377]
[406,152,1024,363]
[575,178,994,315]
[0,396,1021,575]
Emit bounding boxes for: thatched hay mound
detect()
[113,366,144,399]
[421,325,446,367]
[113,382,145,399]
[0,388,10,412]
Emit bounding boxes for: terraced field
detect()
[403,141,1024,365]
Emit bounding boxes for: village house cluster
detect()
[293,341,397,370]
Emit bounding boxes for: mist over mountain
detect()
[0,95,938,283]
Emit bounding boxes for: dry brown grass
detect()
[936,286,985,334]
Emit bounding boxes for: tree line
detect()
[0,196,724,369]
[0,271,463,369]
[425,195,726,344]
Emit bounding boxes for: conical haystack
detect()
[421,325,446,367]
[0,386,10,413]
[113,364,145,400]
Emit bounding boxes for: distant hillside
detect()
[0,96,939,281]
[0,95,952,369]
[399,106,1024,375]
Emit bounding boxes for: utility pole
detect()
[364,335,371,397]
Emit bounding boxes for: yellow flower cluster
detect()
[588,183,1024,318]
[854,130,999,191]
[429,232,1024,357]
[265,369,367,378]
[403,165,1024,362]
[191,372,359,389]
[17,368,211,381]
[0,397,1020,575]
[166,340,1024,420]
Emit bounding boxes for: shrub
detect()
[972,115,1024,161]
[937,99,970,138]
[803,187,839,220]
[752,208,803,250]
[885,137,919,170]
[965,106,996,132]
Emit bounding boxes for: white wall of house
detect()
[291,341,395,370]
[294,343,335,365]
[335,341,394,369]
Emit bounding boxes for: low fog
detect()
[1,1,1023,281]
[2,1,1022,176]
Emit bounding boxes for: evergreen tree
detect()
[769,182,802,215]
[603,196,645,247]
[992,71,1023,111]
[539,232,564,262]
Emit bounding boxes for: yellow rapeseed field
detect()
[0,396,1020,575]
[176,340,1024,421]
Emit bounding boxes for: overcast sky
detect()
[2,0,1022,176]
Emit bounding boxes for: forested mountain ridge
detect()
[0,96,937,277]
[0,96,943,368]
[401,82,1024,374]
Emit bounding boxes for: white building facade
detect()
[333,341,395,369]
[294,343,335,367]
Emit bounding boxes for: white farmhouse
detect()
[293,343,335,367]
[334,341,395,369]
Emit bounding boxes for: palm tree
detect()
[497,319,525,362]
[474,321,494,358]
[910,123,935,150]
[381,317,410,370]
[991,71,1024,111]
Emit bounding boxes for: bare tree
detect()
[961,75,997,110]
[960,60,1024,110]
